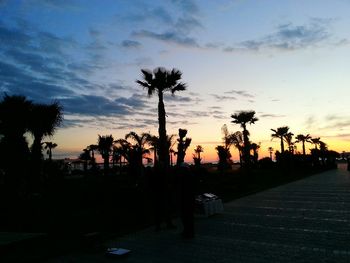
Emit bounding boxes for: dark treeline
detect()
[0,67,340,238]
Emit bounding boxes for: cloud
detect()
[164,94,192,103]
[121,40,141,48]
[224,19,331,52]
[224,89,255,98]
[259,113,286,118]
[211,94,237,101]
[133,30,199,47]
[172,0,199,14]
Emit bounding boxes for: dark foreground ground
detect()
[3,163,350,262]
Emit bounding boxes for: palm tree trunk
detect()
[280,137,284,153]
[158,92,169,168]
[48,147,52,161]
[242,127,250,166]
[302,141,306,156]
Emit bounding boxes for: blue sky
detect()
[1,0,350,161]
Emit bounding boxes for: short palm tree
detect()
[231,111,258,166]
[79,148,91,172]
[250,143,260,164]
[229,131,244,166]
[29,102,63,162]
[268,147,274,159]
[136,67,186,169]
[176,128,192,166]
[97,134,114,174]
[87,144,98,166]
[284,132,294,153]
[311,137,321,150]
[43,142,57,161]
[271,126,290,153]
[125,131,151,170]
[295,134,312,155]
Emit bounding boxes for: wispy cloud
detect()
[224,89,255,98]
[121,40,141,48]
[259,113,286,118]
[133,30,199,47]
[224,19,332,52]
[210,94,237,101]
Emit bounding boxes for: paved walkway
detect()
[46,164,350,263]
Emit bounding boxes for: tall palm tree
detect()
[0,95,32,189]
[43,142,57,161]
[136,67,186,169]
[29,101,63,162]
[271,126,290,153]
[97,134,114,174]
[231,111,258,166]
[295,134,312,155]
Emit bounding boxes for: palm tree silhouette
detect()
[193,145,204,160]
[271,126,290,153]
[250,143,260,164]
[87,144,98,168]
[29,101,63,162]
[268,147,274,159]
[136,67,186,169]
[295,134,312,155]
[97,134,114,174]
[230,131,244,166]
[215,145,231,172]
[125,131,151,175]
[311,137,321,150]
[284,132,294,153]
[176,128,191,166]
[43,142,57,161]
[0,95,33,193]
[231,111,258,166]
[79,148,91,173]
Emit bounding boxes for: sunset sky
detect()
[1,0,350,163]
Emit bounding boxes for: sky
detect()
[1,0,350,163]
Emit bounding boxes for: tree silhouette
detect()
[97,134,114,174]
[79,148,91,173]
[271,126,290,153]
[193,145,204,166]
[29,101,63,163]
[136,67,186,169]
[230,131,244,167]
[176,128,191,166]
[125,132,151,165]
[43,142,57,161]
[215,145,231,172]
[0,95,32,192]
[311,137,321,150]
[284,132,294,154]
[268,147,274,160]
[250,143,260,164]
[231,111,258,166]
[87,144,98,168]
[295,134,312,155]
